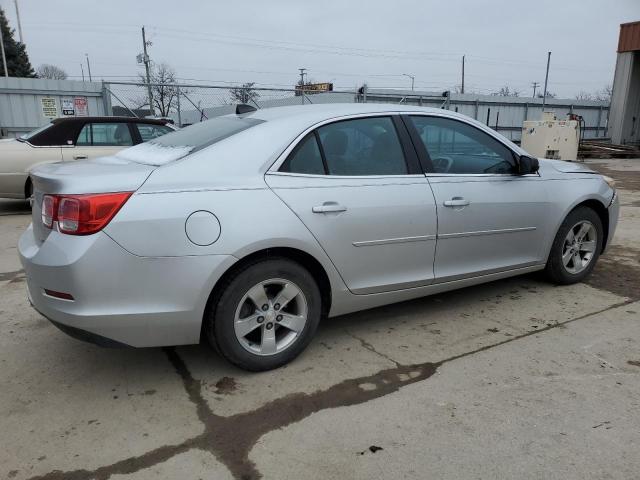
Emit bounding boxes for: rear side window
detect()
[280,133,325,175]
[318,117,407,176]
[76,123,133,146]
[279,116,409,176]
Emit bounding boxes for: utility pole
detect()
[542,51,551,111]
[402,73,415,91]
[461,55,465,94]
[14,0,24,43]
[298,68,306,104]
[531,81,539,98]
[85,53,92,82]
[0,27,8,77]
[142,26,154,116]
[80,63,85,82]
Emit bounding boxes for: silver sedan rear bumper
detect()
[18,224,236,347]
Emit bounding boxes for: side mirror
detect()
[518,155,539,175]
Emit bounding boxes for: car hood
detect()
[540,158,597,174]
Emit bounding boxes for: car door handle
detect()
[73,155,88,160]
[312,202,347,214]
[443,197,470,207]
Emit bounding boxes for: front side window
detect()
[76,123,133,147]
[410,116,516,174]
[136,123,173,142]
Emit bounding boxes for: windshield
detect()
[19,122,54,141]
[115,115,264,166]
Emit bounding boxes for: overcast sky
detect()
[1,0,638,98]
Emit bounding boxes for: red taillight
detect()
[41,192,132,235]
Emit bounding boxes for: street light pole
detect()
[542,51,551,111]
[14,0,24,43]
[402,73,415,91]
[298,67,307,104]
[85,54,92,82]
[142,26,154,116]
[461,55,465,94]
[0,27,8,77]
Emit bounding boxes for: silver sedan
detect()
[18,104,619,371]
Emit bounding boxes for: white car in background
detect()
[0,116,175,199]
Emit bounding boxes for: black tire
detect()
[544,206,603,285]
[205,257,322,371]
[25,179,33,201]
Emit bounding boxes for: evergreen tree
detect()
[0,7,36,78]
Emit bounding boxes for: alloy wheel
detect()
[233,278,308,356]
[562,220,597,274]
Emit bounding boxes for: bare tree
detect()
[229,82,260,105]
[575,91,594,101]
[36,64,68,80]
[594,84,613,102]
[492,85,520,97]
[137,63,180,117]
[537,91,556,99]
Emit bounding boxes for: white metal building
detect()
[609,21,640,145]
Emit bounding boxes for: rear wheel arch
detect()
[201,247,332,338]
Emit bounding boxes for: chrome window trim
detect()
[19,141,76,149]
[425,173,516,178]
[438,226,536,239]
[353,234,437,247]
[266,171,425,180]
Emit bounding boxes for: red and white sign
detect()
[73,97,88,116]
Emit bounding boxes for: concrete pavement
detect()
[1,158,638,480]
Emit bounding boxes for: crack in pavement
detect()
[25,299,634,480]
[344,330,401,367]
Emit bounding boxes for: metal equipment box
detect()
[521,112,580,161]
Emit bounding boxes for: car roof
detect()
[246,103,455,122]
[51,116,170,125]
[248,103,469,128]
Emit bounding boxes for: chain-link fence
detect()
[104,81,358,127]
[103,81,609,141]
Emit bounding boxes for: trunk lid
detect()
[30,156,156,244]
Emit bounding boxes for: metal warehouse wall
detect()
[0,77,110,138]
[364,90,609,142]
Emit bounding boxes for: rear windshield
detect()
[116,116,265,166]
